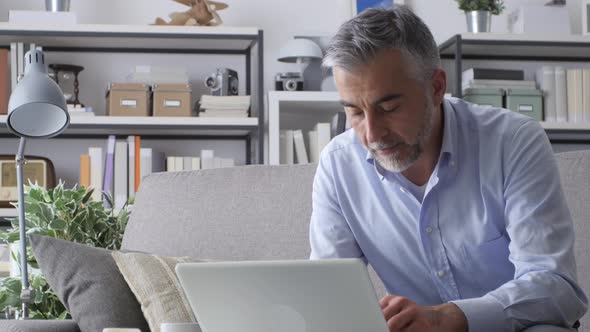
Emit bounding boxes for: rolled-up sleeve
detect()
[453,120,588,331]
[309,152,364,261]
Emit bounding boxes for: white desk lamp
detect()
[277,38,323,74]
[7,49,69,318]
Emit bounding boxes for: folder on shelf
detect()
[567,69,583,123]
[554,67,568,123]
[308,130,318,163]
[103,135,116,207]
[314,123,331,158]
[127,136,136,198]
[134,136,141,192]
[114,141,128,211]
[167,156,175,172]
[293,130,309,164]
[0,49,8,115]
[191,157,201,170]
[183,157,192,171]
[79,155,91,189]
[537,66,556,122]
[88,147,103,202]
[280,130,294,165]
[174,156,184,172]
[201,150,215,169]
[583,69,590,122]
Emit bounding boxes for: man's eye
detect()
[382,105,399,113]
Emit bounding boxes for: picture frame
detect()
[351,0,398,16]
[583,0,590,35]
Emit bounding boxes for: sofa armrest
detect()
[0,319,80,332]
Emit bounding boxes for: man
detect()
[309,5,588,332]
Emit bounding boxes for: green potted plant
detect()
[0,182,130,319]
[455,0,505,33]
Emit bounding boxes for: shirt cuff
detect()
[451,295,506,332]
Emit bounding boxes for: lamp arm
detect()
[16,137,33,319]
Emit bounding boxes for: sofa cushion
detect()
[29,234,149,332]
[112,251,197,332]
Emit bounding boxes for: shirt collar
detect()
[364,98,458,178]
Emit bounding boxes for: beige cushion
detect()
[112,251,197,332]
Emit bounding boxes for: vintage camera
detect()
[204,68,239,96]
[275,72,304,91]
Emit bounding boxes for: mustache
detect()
[368,141,406,151]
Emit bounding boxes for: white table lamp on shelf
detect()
[7,49,69,319]
[277,38,323,91]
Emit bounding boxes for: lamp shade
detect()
[278,38,323,63]
[7,50,69,139]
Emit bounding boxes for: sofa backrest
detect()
[555,150,590,331]
[123,164,318,260]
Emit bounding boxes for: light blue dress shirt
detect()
[309,97,588,332]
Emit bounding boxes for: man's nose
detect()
[365,112,387,144]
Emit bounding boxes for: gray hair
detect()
[323,5,440,82]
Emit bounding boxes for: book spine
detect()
[134,136,141,192]
[555,67,568,123]
[114,141,128,211]
[127,136,135,198]
[540,66,556,122]
[103,135,116,208]
[79,155,91,189]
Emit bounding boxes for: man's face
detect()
[334,49,436,173]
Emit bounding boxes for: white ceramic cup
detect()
[161,322,202,332]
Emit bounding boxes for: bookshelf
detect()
[267,91,342,165]
[439,33,590,143]
[0,23,265,163]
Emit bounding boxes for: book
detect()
[293,130,309,164]
[183,157,192,171]
[79,155,91,189]
[537,66,556,122]
[174,156,184,172]
[0,49,8,115]
[134,136,141,192]
[140,148,165,181]
[554,67,568,123]
[314,123,331,158]
[462,68,524,81]
[280,130,294,165]
[166,156,175,172]
[191,157,201,170]
[583,69,590,123]
[103,135,116,207]
[308,130,318,163]
[114,141,128,211]
[200,150,215,169]
[88,147,103,202]
[127,136,136,198]
[331,112,347,138]
[567,69,584,123]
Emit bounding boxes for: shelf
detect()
[541,122,590,142]
[0,209,15,218]
[0,115,259,137]
[268,91,342,113]
[0,23,261,53]
[439,33,590,61]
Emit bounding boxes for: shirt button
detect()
[437,271,445,278]
[425,227,433,233]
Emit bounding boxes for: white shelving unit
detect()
[267,91,342,165]
[0,115,258,137]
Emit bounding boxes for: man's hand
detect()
[380,295,468,332]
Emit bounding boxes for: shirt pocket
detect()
[462,234,515,291]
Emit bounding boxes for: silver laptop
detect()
[176,259,388,332]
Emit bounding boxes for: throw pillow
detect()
[29,234,150,332]
[111,252,197,332]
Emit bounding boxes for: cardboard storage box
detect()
[462,87,504,108]
[106,83,151,117]
[153,84,192,117]
[505,88,543,121]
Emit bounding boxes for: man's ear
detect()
[430,68,447,106]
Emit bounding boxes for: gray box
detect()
[505,88,543,121]
[463,87,504,108]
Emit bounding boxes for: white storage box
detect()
[507,6,570,35]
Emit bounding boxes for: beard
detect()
[368,96,435,173]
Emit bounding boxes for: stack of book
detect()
[79,135,165,211]
[536,66,590,123]
[68,104,95,117]
[198,95,250,118]
[462,68,534,92]
[166,150,235,171]
[280,112,348,165]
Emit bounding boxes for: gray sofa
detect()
[1,150,589,332]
